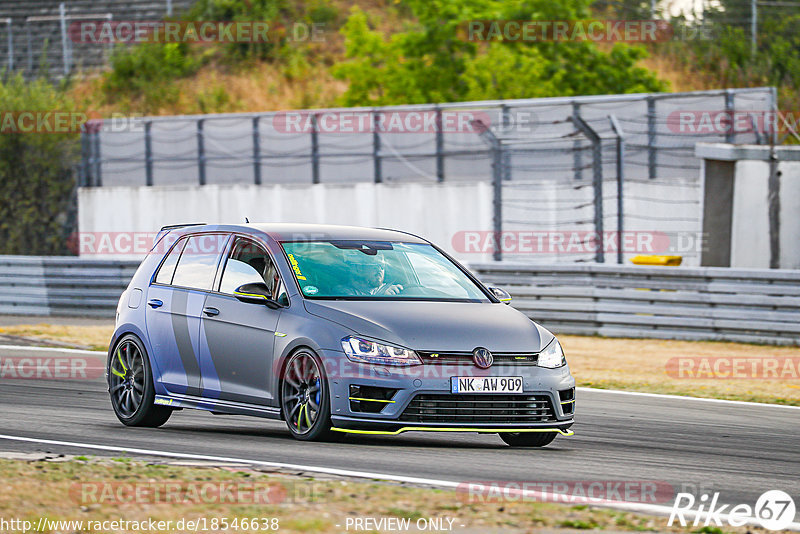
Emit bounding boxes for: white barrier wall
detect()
[697,144,800,269]
[78,182,494,262]
[79,179,707,265]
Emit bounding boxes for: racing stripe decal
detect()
[170,290,203,396]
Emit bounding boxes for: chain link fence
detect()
[81,88,775,266]
[0,0,189,79]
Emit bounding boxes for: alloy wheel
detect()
[281,352,323,435]
[109,339,145,418]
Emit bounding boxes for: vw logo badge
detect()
[472,347,493,369]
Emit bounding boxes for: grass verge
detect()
[0,456,751,533]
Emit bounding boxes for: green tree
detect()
[0,75,79,255]
[333,0,667,106]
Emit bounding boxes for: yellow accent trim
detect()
[331,426,574,436]
[234,290,268,300]
[560,399,575,404]
[116,348,127,374]
[274,332,287,337]
[349,397,396,403]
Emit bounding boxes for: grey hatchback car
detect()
[108,223,575,446]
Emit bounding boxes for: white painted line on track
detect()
[0,433,796,531]
[0,344,103,356]
[578,387,800,410]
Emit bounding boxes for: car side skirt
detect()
[154,394,282,420]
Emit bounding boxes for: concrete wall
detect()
[697,144,800,269]
[78,182,495,262]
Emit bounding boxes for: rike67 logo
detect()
[669,490,796,531]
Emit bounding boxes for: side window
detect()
[153,237,186,285]
[171,235,223,291]
[219,238,279,297]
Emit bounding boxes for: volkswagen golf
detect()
[108,223,575,446]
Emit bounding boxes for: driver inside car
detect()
[349,255,404,296]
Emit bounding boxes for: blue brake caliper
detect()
[315,378,320,405]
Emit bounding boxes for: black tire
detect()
[280,349,337,441]
[499,431,557,447]
[108,334,172,428]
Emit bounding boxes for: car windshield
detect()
[281,241,489,302]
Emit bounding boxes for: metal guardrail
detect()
[472,263,800,346]
[0,256,138,317]
[1,256,798,346]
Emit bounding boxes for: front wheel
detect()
[280,349,337,441]
[108,334,172,428]
[499,431,557,447]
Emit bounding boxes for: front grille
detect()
[417,351,538,365]
[399,393,557,424]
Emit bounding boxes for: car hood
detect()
[303,300,552,353]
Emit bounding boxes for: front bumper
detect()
[320,349,576,435]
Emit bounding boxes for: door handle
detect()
[147,299,163,309]
[203,306,220,317]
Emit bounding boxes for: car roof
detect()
[176,223,429,244]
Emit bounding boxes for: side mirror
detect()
[488,286,512,305]
[234,282,282,309]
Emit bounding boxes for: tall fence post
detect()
[92,127,103,187]
[572,101,583,180]
[501,104,512,182]
[197,118,206,186]
[25,19,33,73]
[435,106,444,183]
[769,86,779,146]
[144,120,153,186]
[252,116,261,185]
[572,115,604,263]
[647,96,656,179]
[311,113,320,184]
[59,2,71,76]
[472,120,503,262]
[373,111,382,184]
[79,125,89,187]
[4,19,12,72]
[609,115,626,265]
[724,89,735,144]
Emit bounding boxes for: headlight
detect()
[341,336,422,367]
[538,338,566,368]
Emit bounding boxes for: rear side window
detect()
[170,235,225,290]
[153,237,186,285]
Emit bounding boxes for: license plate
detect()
[451,376,523,394]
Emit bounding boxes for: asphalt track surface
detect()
[0,345,798,526]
